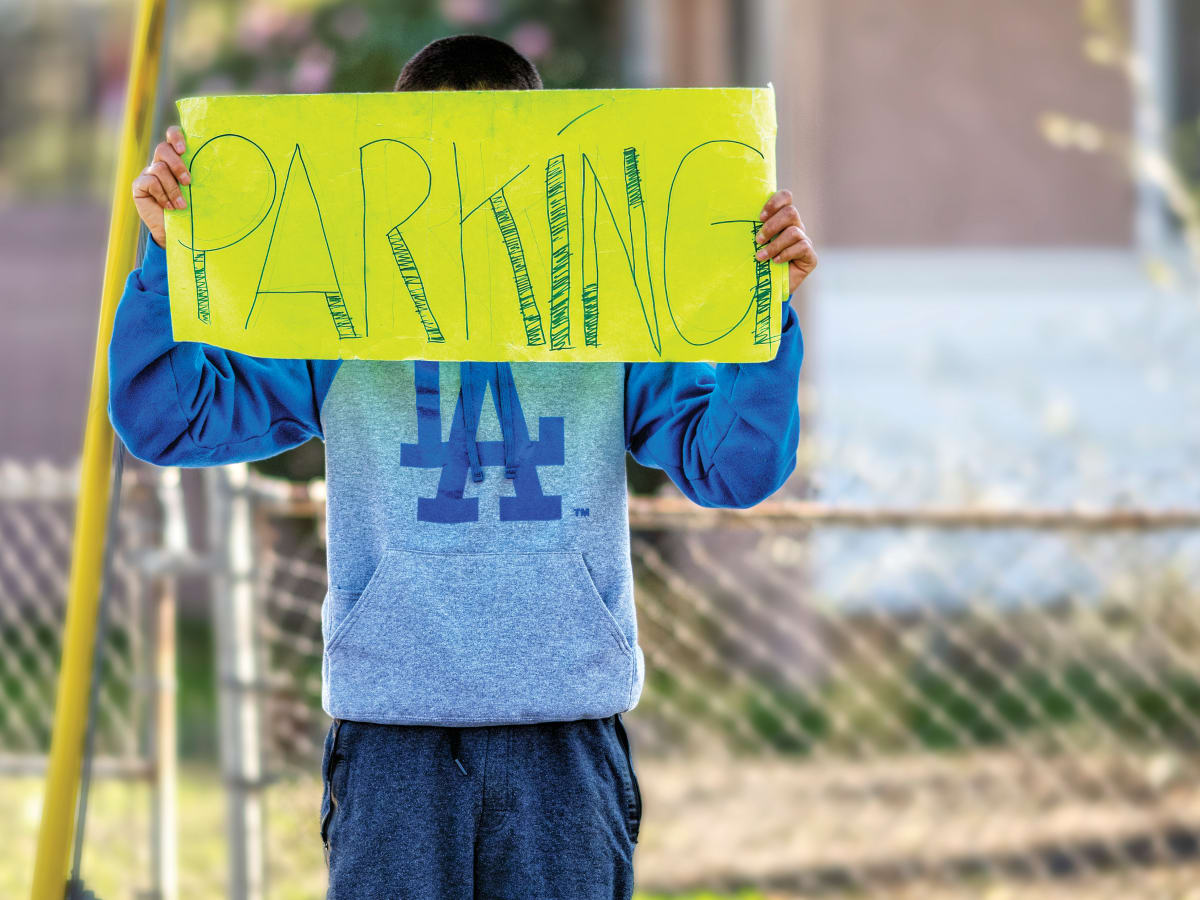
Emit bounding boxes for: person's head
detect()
[394,35,542,92]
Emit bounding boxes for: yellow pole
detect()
[32,0,169,896]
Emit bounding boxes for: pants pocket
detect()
[320,718,346,864]
[613,713,642,842]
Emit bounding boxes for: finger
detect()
[756,224,804,262]
[133,172,170,208]
[777,238,818,271]
[148,160,186,209]
[756,205,802,245]
[165,125,186,155]
[153,141,191,185]
[759,188,793,222]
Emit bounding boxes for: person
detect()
[111,33,816,900]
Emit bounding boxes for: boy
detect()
[112,34,815,900]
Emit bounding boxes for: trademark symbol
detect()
[573,507,590,517]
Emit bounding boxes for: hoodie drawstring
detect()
[495,364,519,479]
[448,728,468,776]
[458,362,484,483]
[457,362,520,482]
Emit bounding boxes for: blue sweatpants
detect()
[319,713,643,898]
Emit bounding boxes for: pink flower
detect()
[509,21,552,60]
[291,44,335,94]
[439,0,498,26]
[237,5,290,53]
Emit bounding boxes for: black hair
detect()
[394,35,543,92]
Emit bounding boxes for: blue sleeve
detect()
[624,298,803,508]
[107,236,342,467]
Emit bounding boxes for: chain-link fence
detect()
[243,471,1200,899]
[0,459,182,898]
[0,459,166,770]
[7,453,1200,898]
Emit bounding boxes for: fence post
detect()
[1132,0,1174,254]
[144,467,185,900]
[206,464,266,900]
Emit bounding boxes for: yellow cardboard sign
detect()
[165,88,784,362]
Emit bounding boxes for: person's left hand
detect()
[757,189,817,295]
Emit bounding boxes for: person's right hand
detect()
[132,125,190,248]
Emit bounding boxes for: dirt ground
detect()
[7,749,1200,899]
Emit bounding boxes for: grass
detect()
[0,769,764,900]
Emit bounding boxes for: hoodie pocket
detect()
[324,548,636,724]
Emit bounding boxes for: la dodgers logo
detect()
[400,362,564,523]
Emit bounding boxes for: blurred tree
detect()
[171,0,623,97]
[1041,0,1200,274]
